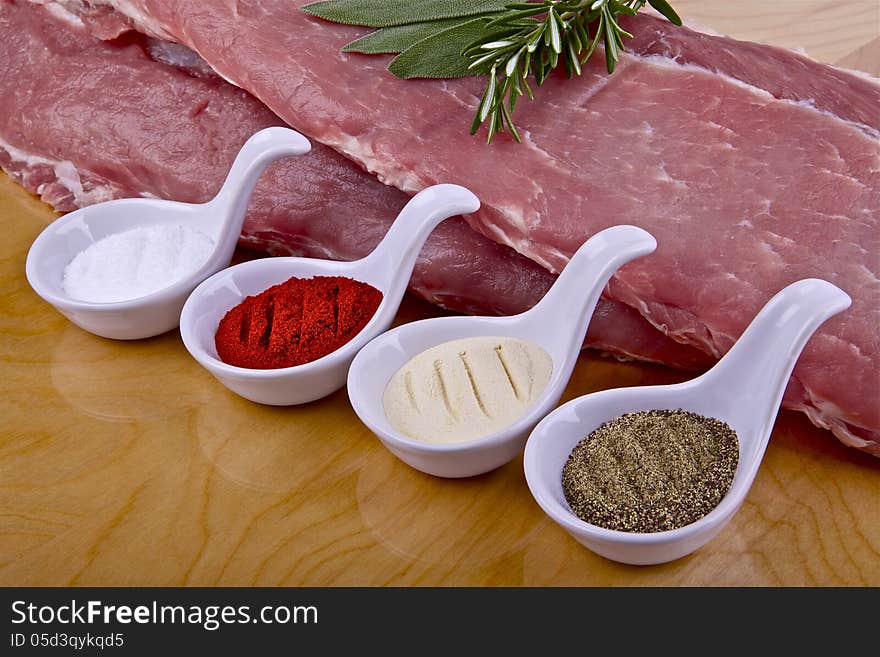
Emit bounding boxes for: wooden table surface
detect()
[1,1,878,586]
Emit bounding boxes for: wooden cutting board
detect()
[1,1,878,586]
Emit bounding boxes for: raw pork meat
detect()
[0,0,710,370]
[623,14,880,131]
[65,0,877,453]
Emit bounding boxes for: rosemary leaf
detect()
[567,40,582,75]
[604,12,618,72]
[648,0,683,26]
[505,50,521,77]
[548,9,562,54]
[480,69,498,120]
[500,97,521,142]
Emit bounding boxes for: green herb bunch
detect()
[303,0,681,143]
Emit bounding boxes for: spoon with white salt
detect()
[25,127,310,339]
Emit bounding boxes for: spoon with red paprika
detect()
[180,183,480,405]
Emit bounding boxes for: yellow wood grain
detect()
[673,1,879,69]
[1,3,878,586]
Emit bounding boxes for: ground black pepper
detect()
[562,409,739,533]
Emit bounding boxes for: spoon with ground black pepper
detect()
[524,278,851,565]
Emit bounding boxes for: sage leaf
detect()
[302,0,513,28]
[389,18,502,79]
[343,18,463,54]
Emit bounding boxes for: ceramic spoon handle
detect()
[361,183,480,287]
[211,127,311,253]
[700,278,851,434]
[526,225,657,358]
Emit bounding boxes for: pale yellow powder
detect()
[383,336,553,443]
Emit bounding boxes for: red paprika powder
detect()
[215,275,383,369]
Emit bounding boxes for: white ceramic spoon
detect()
[347,225,657,478]
[179,183,480,406]
[524,278,851,565]
[25,127,311,339]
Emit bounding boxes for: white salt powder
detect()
[63,224,214,303]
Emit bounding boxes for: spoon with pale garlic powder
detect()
[348,225,657,478]
[26,127,310,339]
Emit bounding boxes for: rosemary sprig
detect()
[466,0,681,142]
[302,0,681,144]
